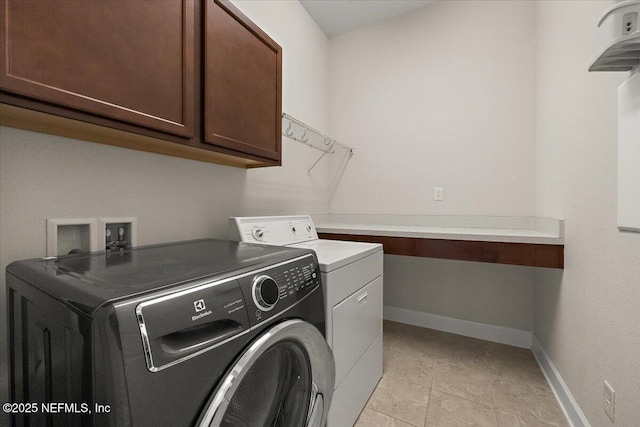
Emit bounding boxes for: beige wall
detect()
[3,2,639,425]
[327,0,538,332]
[0,0,329,409]
[534,1,640,425]
[385,256,534,331]
[328,0,537,216]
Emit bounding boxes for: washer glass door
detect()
[198,320,334,427]
[223,340,310,426]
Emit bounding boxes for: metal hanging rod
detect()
[282,113,353,173]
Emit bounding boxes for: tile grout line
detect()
[431,377,564,426]
[386,348,552,396]
[423,386,433,427]
[364,374,431,427]
[366,407,424,427]
[493,407,558,427]
[427,388,498,427]
[382,323,567,427]
[383,371,432,388]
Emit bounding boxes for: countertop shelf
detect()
[316,223,563,245]
[314,215,564,269]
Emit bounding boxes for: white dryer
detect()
[230,215,383,427]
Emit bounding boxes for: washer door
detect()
[197,319,335,427]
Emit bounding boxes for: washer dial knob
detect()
[252,227,264,241]
[252,275,279,311]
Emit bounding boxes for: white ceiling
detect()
[300,0,434,38]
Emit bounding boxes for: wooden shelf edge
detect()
[319,233,565,269]
[0,103,270,168]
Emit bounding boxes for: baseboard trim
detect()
[383,306,533,348]
[532,335,590,427]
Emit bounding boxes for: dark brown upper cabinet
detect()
[204,0,282,161]
[0,0,282,167]
[0,1,195,137]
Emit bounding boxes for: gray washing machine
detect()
[6,239,334,426]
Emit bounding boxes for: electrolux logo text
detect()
[194,299,206,312]
[192,299,212,321]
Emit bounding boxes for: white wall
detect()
[327,0,538,333]
[0,0,329,410]
[534,1,640,425]
[328,0,537,216]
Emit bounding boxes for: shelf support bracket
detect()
[308,144,332,174]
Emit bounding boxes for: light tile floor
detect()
[355,321,569,427]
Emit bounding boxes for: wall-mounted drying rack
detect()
[590,1,640,71]
[590,32,640,71]
[282,113,353,173]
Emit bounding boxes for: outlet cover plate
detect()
[604,380,615,422]
[434,187,444,201]
[622,12,637,35]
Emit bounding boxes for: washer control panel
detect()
[252,275,280,311]
[238,254,321,327]
[230,215,318,246]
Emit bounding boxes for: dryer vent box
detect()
[47,218,98,256]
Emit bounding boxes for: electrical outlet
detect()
[434,187,443,201]
[604,380,615,422]
[623,12,638,36]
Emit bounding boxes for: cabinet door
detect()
[0,0,195,137]
[204,0,282,161]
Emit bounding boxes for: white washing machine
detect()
[230,215,383,427]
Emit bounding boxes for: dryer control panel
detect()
[237,254,321,327]
[229,215,318,246]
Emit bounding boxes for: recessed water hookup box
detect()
[98,217,138,251]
